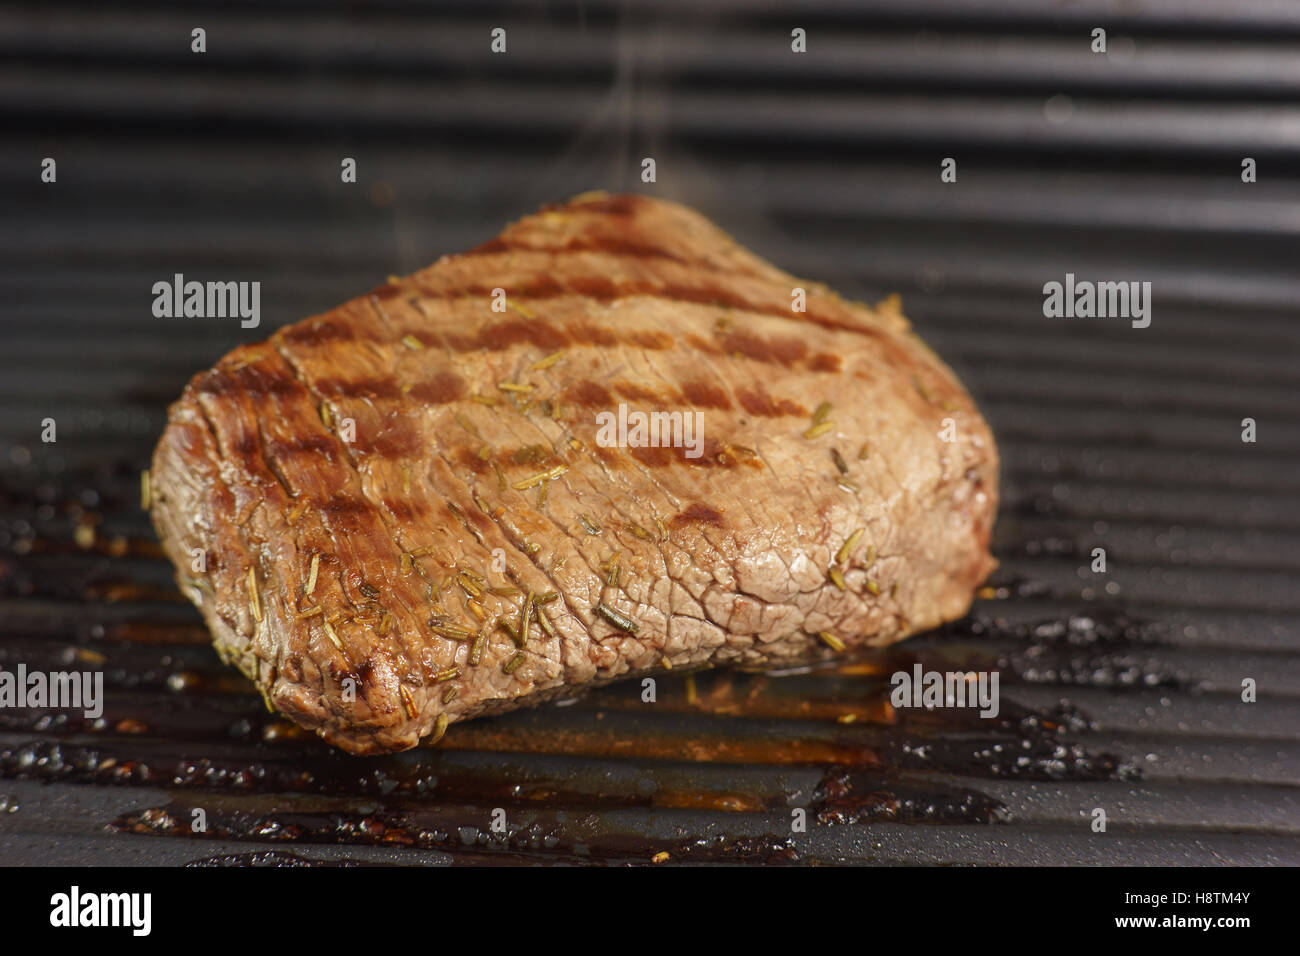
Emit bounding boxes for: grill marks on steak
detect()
[150,192,998,755]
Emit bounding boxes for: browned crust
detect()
[150,192,998,755]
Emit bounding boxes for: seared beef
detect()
[149,192,998,754]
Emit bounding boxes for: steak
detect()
[149,192,998,755]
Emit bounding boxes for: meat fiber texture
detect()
[149,192,998,754]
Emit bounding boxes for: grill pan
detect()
[1,0,1298,866]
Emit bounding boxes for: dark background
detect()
[0,0,1297,865]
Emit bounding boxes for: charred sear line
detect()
[562,380,614,408]
[614,381,679,404]
[678,380,732,410]
[302,280,881,347]
[196,361,298,397]
[670,503,724,530]
[466,235,691,265]
[735,386,806,418]
[717,330,808,366]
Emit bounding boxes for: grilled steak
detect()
[149,192,998,755]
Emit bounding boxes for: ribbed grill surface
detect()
[1,0,1297,865]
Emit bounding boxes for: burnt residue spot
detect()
[670,502,725,530]
[969,607,1171,650]
[563,380,613,407]
[936,604,1182,691]
[842,676,1138,782]
[658,835,800,866]
[893,726,1137,781]
[1008,614,1186,691]
[112,800,567,856]
[734,386,805,418]
[680,380,732,410]
[813,769,1009,825]
[116,797,801,865]
[187,851,374,867]
[0,725,335,791]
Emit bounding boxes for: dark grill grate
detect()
[1,0,1297,865]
